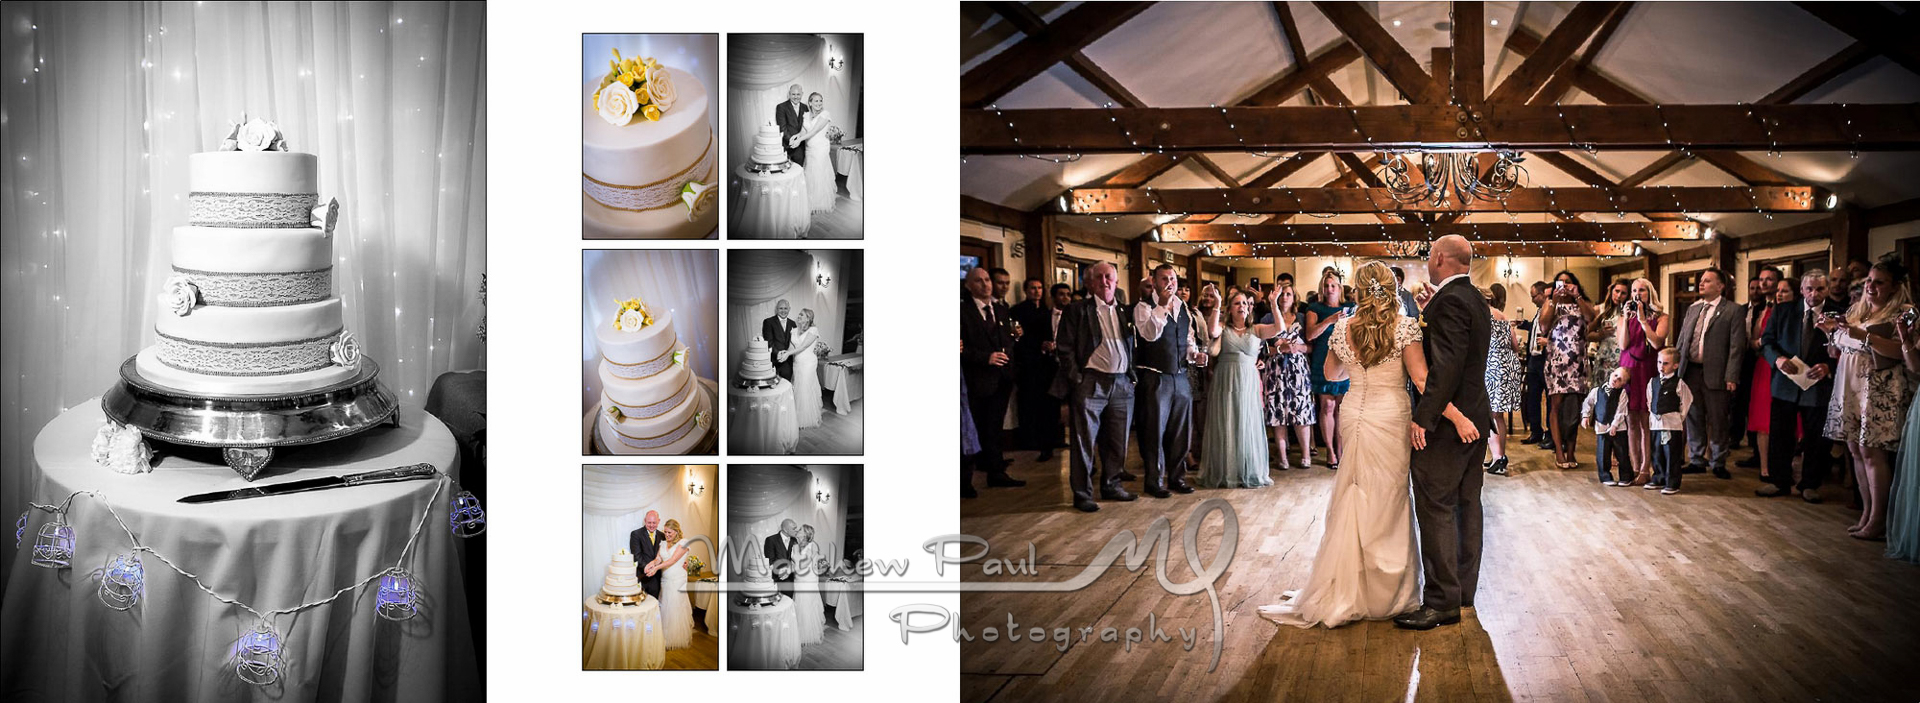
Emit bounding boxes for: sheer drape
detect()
[0,1,486,581]
[580,465,719,612]
[581,250,718,411]
[726,465,850,574]
[726,250,851,385]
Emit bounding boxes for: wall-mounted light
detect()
[827,55,845,72]
[1824,193,1839,210]
[687,478,705,497]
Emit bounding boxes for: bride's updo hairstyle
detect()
[1349,261,1403,369]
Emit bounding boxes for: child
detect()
[1582,368,1633,486]
[1646,347,1694,495]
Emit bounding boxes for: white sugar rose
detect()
[680,180,715,222]
[644,65,676,113]
[618,308,645,332]
[104,426,153,474]
[597,81,638,127]
[161,276,199,316]
[330,330,362,369]
[236,117,283,152]
[91,422,119,465]
[311,197,339,236]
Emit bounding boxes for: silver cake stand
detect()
[101,357,400,481]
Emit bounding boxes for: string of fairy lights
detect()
[15,471,486,686]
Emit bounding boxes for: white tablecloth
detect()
[581,597,666,670]
[822,353,865,415]
[689,573,719,632]
[730,163,809,239]
[832,140,864,202]
[1,400,477,702]
[728,380,798,455]
[728,596,801,670]
[822,577,864,631]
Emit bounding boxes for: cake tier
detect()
[188,152,319,229]
[751,133,787,165]
[156,298,342,345]
[740,337,777,380]
[581,68,713,201]
[601,361,696,420]
[597,381,713,455]
[173,226,332,273]
[580,186,717,240]
[595,309,679,369]
[133,347,358,396]
[602,580,642,597]
[741,578,776,597]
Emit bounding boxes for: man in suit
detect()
[961,267,1024,497]
[627,510,665,599]
[1520,281,1552,446]
[761,519,800,599]
[762,299,796,382]
[1673,267,1747,479]
[1133,264,1201,499]
[774,84,809,166]
[1052,261,1138,512]
[1010,277,1061,460]
[1397,235,1494,631]
[1756,271,1843,502]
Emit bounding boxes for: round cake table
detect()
[728,379,799,455]
[581,597,667,670]
[832,140,864,202]
[823,576,864,631]
[727,596,801,670]
[1,399,478,703]
[730,163,809,239]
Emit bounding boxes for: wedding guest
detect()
[1582,368,1634,485]
[1589,280,1630,392]
[1542,271,1597,469]
[1134,264,1202,498]
[989,267,1012,304]
[1200,288,1284,488]
[1391,266,1419,317]
[1187,283,1222,469]
[1648,347,1694,495]
[960,267,1024,495]
[1735,266,1785,460]
[1745,276,1794,480]
[1757,272,1837,503]
[1053,262,1136,512]
[1819,256,1916,541]
[1484,285,1523,476]
[1521,281,1552,447]
[1251,280,1273,325]
[1620,278,1671,485]
[1887,302,1920,562]
[1675,267,1747,480]
[1011,277,1060,460]
[1305,269,1354,469]
[1263,283,1315,470]
[961,345,980,498]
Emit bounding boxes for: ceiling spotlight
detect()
[1392,19,1402,27]
[1056,195,1069,213]
[1704,226,1716,240]
[1824,193,1838,210]
[1490,18,1499,26]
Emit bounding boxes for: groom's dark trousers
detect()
[1410,276,1493,613]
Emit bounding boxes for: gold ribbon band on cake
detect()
[605,405,700,450]
[582,132,716,213]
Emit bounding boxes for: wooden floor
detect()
[662,625,720,671]
[801,180,862,239]
[793,396,863,455]
[798,611,865,670]
[960,432,1920,702]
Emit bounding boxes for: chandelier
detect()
[1377,151,1527,209]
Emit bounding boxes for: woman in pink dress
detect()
[1618,278,1671,485]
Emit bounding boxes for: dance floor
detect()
[960,434,1920,702]
[799,612,865,670]
[803,186,863,239]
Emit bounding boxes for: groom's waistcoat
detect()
[1134,304,1189,375]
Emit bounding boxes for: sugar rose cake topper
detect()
[613,297,654,332]
[593,49,677,127]
[218,115,288,152]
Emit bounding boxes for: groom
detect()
[1396,235,1493,630]
[763,299,796,382]
[774,84,808,166]
[761,519,800,599]
[627,510,665,600]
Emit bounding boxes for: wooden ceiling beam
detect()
[1313,1,1446,104]
[1488,1,1626,105]
[1067,186,1826,216]
[1451,1,1484,104]
[1866,196,1920,228]
[1530,151,1616,188]
[1619,152,1690,188]
[1761,42,1875,105]
[961,2,1154,108]
[1530,2,1633,106]
[1197,241,1642,258]
[1794,2,1920,78]
[1161,221,1699,243]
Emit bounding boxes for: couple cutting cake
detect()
[627,510,696,648]
[761,518,832,643]
[762,298,828,429]
[772,83,840,213]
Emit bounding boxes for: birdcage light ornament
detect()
[31,515,75,569]
[233,622,285,686]
[14,510,26,547]
[448,489,486,537]
[375,568,420,621]
[98,551,145,610]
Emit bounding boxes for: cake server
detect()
[178,463,440,504]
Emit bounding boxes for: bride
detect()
[645,519,695,648]
[793,524,827,644]
[795,92,838,213]
[1258,262,1477,628]
[789,308,824,429]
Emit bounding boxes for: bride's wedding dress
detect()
[1258,316,1424,628]
[793,541,826,644]
[658,546,693,649]
[791,326,823,429]
[803,111,836,213]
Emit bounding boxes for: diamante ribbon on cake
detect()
[172,267,333,307]
[605,407,701,450]
[188,192,320,228]
[155,330,344,377]
[582,133,715,213]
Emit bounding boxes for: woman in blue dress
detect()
[1304,269,1355,470]
[1200,287,1285,489]
[1889,307,1920,562]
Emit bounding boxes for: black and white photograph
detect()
[728,249,865,455]
[727,33,865,240]
[724,464,864,671]
[580,464,720,671]
[1,2,488,700]
[581,33,720,240]
[583,250,719,456]
[960,2,1920,701]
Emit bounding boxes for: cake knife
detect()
[178,463,440,504]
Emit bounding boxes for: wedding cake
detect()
[599,549,646,603]
[582,49,717,239]
[738,336,779,384]
[740,555,779,601]
[133,118,364,397]
[750,122,789,167]
[595,297,716,454]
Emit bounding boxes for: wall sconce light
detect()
[815,478,831,504]
[816,272,831,289]
[827,55,845,71]
[687,478,705,497]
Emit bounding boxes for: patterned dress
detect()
[1589,311,1623,391]
[1486,318,1523,412]
[1263,317,1315,426]
[1824,312,1917,450]
[1546,302,1591,395]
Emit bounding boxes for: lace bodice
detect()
[1329,316,1422,393]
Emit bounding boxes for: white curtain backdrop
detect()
[580,465,718,620]
[581,250,718,412]
[726,250,853,386]
[725,465,851,576]
[579,33,717,139]
[726,34,862,175]
[0,1,486,580]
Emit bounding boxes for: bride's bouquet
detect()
[683,555,704,574]
[827,125,845,144]
[813,339,832,357]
